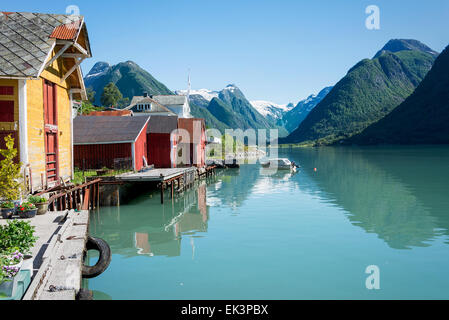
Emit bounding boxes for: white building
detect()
[125,93,191,118]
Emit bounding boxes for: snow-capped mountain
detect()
[84,61,110,83]
[176,88,219,102]
[250,101,294,121]
[175,89,219,109]
[282,86,333,133]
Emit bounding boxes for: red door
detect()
[43,80,59,185]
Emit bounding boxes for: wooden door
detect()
[43,80,59,185]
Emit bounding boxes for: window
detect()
[0,86,13,95]
[0,101,14,122]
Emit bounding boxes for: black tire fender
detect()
[82,236,111,279]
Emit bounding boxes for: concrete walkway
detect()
[1,210,90,300]
[1,212,66,280]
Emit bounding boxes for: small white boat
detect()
[261,158,298,171]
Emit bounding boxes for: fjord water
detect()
[86,146,449,300]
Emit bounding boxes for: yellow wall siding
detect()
[26,77,73,189]
[25,47,74,189]
[43,48,73,182]
[55,86,72,181]
[26,79,46,189]
[0,48,75,191]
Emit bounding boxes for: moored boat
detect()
[260,158,299,172]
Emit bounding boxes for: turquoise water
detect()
[86,146,449,300]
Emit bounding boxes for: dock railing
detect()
[37,178,102,212]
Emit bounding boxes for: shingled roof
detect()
[0,12,86,78]
[74,116,150,145]
[147,115,178,134]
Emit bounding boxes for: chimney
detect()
[143,92,148,97]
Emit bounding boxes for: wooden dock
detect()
[115,168,197,182]
[115,167,216,204]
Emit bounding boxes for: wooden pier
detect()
[115,166,217,204]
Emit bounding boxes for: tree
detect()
[117,97,130,109]
[78,101,104,115]
[86,88,96,104]
[101,82,123,107]
[0,135,23,201]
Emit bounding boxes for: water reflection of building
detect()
[133,183,209,257]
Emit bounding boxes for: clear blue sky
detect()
[5,0,449,104]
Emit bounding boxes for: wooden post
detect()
[116,185,120,207]
[97,182,100,209]
[82,188,90,211]
[73,190,77,209]
[92,185,96,209]
[171,182,174,199]
[69,192,73,210]
[160,183,164,204]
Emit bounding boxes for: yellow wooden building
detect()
[0,12,92,192]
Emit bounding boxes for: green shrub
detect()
[0,135,23,201]
[0,201,14,209]
[0,220,38,255]
[28,196,46,204]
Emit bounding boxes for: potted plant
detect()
[17,202,37,219]
[0,249,24,297]
[1,201,15,219]
[0,221,38,257]
[29,196,48,216]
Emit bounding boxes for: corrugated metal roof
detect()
[0,12,83,78]
[74,116,150,145]
[147,115,178,134]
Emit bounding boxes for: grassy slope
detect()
[190,103,229,133]
[281,50,435,145]
[351,45,449,144]
[87,61,173,105]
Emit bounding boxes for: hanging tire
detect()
[82,236,111,279]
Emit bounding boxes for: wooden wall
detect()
[147,133,173,168]
[25,47,74,189]
[134,123,148,171]
[74,143,132,170]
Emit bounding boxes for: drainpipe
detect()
[69,92,74,179]
[18,80,29,165]
[18,79,29,193]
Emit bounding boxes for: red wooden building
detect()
[74,116,150,171]
[146,115,178,168]
[177,118,206,168]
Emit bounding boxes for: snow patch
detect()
[250,100,293,118]
[176,89,219,102]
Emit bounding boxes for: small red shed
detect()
[177,118,206,168]
[146,115,178,168]
[74,116,150,171]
